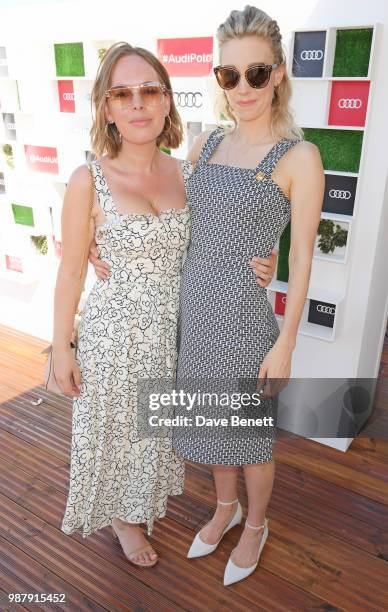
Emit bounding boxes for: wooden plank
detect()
[0,404,70,460]
[0,501,183,612]
[0,537,108,612]
[273,438,388,505]
[0,588,28,612]
[350,436,388,460]
[0,431,69,491]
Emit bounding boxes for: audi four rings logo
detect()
[300,49,323,60]
[338,98,362,109]
[63,92,75,101]
[317,305,336,315]
[329,189,352,199]
[173,91,203,108]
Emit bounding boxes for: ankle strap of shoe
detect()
[217,498,239,506]
[245,518,266,530]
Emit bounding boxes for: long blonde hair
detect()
[215,5,303,140]
[90,42,183,157]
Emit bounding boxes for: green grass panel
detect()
[12,203,34,227]
[54,42,85,77]
[277,222,291,282]
[302,128,363,173]
[333,28,373,77]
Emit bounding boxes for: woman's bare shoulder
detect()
[63,164,95,215]
[187,128,220,163]
[288,139,322,165]
[68,163,94,188]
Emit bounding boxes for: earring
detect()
[105,121,122,143]
[164,115,172,132]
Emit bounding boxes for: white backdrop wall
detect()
[0,0,387,393]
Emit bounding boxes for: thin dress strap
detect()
[91,159,118,220]
[180,159,195,186]
[196,126,225,165]
[255,138,303,176]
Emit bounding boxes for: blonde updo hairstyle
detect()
[90,41,183,157]
[215,5,303,140]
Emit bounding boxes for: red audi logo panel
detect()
[328,81,370,127]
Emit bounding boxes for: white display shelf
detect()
[324,169,358,177]
[277,314,337,342]
[301,124,364,131]
[267,279,343,305]
[313,250,347,265]
[290,77,371,81]
[50,76,92,81]
[321,211,353,223]
[291,79,330,127]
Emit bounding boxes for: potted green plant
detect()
[317,219,348,254]
[98,48,107,61]
[2,143,14,168]
[30,235,48,256]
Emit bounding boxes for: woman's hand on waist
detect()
[89,239,111,280]
[249,249,278,287]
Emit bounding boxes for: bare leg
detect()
[199,465,239,545]
[112,518,157,564]
[230,459,275,567]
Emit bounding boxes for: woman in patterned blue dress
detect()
[172,6,325,586]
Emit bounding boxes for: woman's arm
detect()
[259,141,325,386]
[53,164,95,396]
[278,141,325,350]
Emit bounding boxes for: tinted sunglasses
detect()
[213,63,278,90]
[105,82,170,109]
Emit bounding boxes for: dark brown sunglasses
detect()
[213,63,278,90]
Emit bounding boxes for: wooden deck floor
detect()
[0,323,387,611]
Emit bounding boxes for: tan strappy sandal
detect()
[111,521,158,567]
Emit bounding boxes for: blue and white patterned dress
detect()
[174,127,301,465]
[61,159,192,537]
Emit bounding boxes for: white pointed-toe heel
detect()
[223,517,269,586]
[187,499,243,559]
